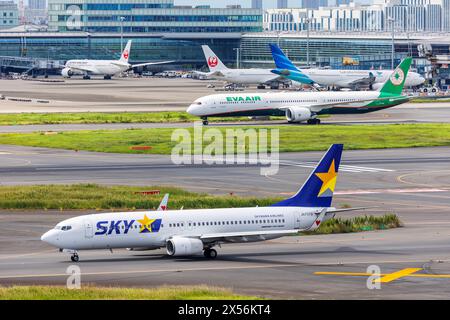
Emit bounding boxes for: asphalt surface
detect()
[0,145,450,299]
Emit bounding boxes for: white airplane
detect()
[188,57,413,125]
[270,44,425,90]
[41,144,367,261]
[197,45,289,89]
[61,40,173,80]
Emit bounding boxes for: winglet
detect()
[306,208,327,231]
[157,193,169,211]
[271,144,343,208]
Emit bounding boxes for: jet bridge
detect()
[0,56,65,77]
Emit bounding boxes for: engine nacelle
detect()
[166,237,204,256]
[61,67,74,78]
[285,107,312,123]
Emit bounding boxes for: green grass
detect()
[0,112,284,125]
[0,285,259,300]
[0,184,280,210]
[302,214,402,235]
[411,98,450,103]
[0,124,449,154]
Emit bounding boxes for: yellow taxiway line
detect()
[315,268,450,283]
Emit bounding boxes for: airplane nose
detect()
[187,104,199,116]
[41,230,59,246]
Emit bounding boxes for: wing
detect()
[199,229,299,242]
[347,73,376,87]
[131,61,174,68]
[276,96,412,113]
[67,65,98,74]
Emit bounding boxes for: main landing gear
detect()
[104,75,112,80]
[201,117,209,126]
[203,248,217,259]
[307,118,321,125]
[83,75,91,80]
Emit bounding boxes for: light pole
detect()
[388,17,395,70]
[233,47,241,69]
[119,16,125,52]
[306,17,311,67]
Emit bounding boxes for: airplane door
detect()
[294,213,301,229]
[84,220,94,239]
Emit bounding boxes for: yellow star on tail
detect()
[315,159,338,197]
[137,214,156,233]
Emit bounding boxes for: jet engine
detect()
[166,237,204,256]
[61,68,74,78]
[285,107,312,123]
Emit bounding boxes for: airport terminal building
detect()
[0,0,449,86]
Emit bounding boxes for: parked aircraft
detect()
[270,44,424,90]
[197,45,289,89]
[62,40,173,80]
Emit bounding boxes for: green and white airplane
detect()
[187,57,412,125]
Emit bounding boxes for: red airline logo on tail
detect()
[123,50,129,60]
[208,56,218,68]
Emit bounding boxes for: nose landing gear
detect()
[70,253,79,262]
[201,117,209,126]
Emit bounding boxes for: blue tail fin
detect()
[269,44,315,85]
[270,43,299,71]
[271,144,343,208]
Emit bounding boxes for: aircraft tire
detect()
[307,119,321,125]
[208,249,217,259]
[204,248,217,259]
[71,254,79,262]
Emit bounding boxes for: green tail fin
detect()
[379,57,413,96]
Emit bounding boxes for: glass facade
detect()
[240,34,436,71]
[48,0,263,33]
[0,32,448,75]
[0,34,240,68]
[0,1,19,29]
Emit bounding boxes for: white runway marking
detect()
[279,160,395,173]
[335,188,449,195]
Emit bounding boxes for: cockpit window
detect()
[56,225,72,231]
[194,101,202,105]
